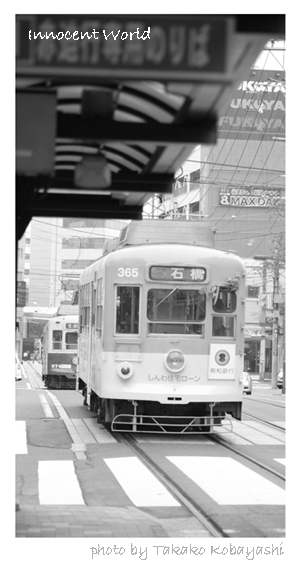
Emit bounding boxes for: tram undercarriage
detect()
[80,384,242,433]
[43,374,76,389]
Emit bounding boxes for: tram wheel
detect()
[82,387,88,406]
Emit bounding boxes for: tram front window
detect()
[52,330,62,350]
[65,332,78,350]
[147,288,206,334]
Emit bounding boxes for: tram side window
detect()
[96,278,103,338]
[65,332,78,350]
[116,286,140,334]
[52,330,62,350]
[213,287,236,313]
[212,316,235,338]
[79,284,90,336]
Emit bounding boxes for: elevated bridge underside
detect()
[16,14,285,239]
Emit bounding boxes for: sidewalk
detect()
[16,504,186,538]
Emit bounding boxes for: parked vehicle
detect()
[242,371,252,395]
[277,369,283,389]
[15,353,22,381]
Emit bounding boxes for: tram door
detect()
[87,277,96,409]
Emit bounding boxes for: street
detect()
[15,362,285,541]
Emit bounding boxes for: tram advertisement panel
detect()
[208,344,236,380]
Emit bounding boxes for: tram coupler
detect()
[208,402,216,433]
[132,401,139,431]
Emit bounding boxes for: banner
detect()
[219,187,281,207]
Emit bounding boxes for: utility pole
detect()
[254,253,280,389]
[259,261,267,382]
[271,250,280,390]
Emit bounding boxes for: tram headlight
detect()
[72,357,78,365]
[117,362,134,380]
[165,350,186,373]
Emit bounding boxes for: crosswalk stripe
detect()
[104,457,181,507]
[15,421,27,454]
[38,461,85,505]
[167,456,285,505]
[274,458,286,466]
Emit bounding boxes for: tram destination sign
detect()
[219,187,281,207]
[16,15,233,81]
[150,266,206,282]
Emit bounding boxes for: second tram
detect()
[41,315,78,389]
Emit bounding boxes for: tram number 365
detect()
[118,268,139,277]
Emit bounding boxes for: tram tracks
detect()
[113,423,285,538]
[242,412,285,431]
[208,432,285,482]
[115,431,226,538]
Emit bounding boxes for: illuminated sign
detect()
[219,188,281,207]
[150,266,206,281]
[16,15,233,80]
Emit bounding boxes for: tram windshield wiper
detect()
[155,287,179,308]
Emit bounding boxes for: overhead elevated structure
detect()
[16,14,285,239]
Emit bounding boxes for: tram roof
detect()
[16,14,285,239]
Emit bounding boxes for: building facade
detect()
[24,217,127,308]
[144,68,285,376]
[16,234,26,357]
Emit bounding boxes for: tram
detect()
[41,315,78,389]
[77,220,246,433]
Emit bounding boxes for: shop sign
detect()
[16,15,233,80]
[218,69,285,141]
[220,187,281,208]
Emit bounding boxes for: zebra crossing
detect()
[16,421,285,508]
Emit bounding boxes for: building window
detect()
[25,253,30,260]
[190,169,200,183]
[189,201,200,215]
[25,238,30,244]
[62,237,106,249]
[62,259,93,269]
[24,269,30,275]
[177,206,186,216]
[247,286,259,298]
